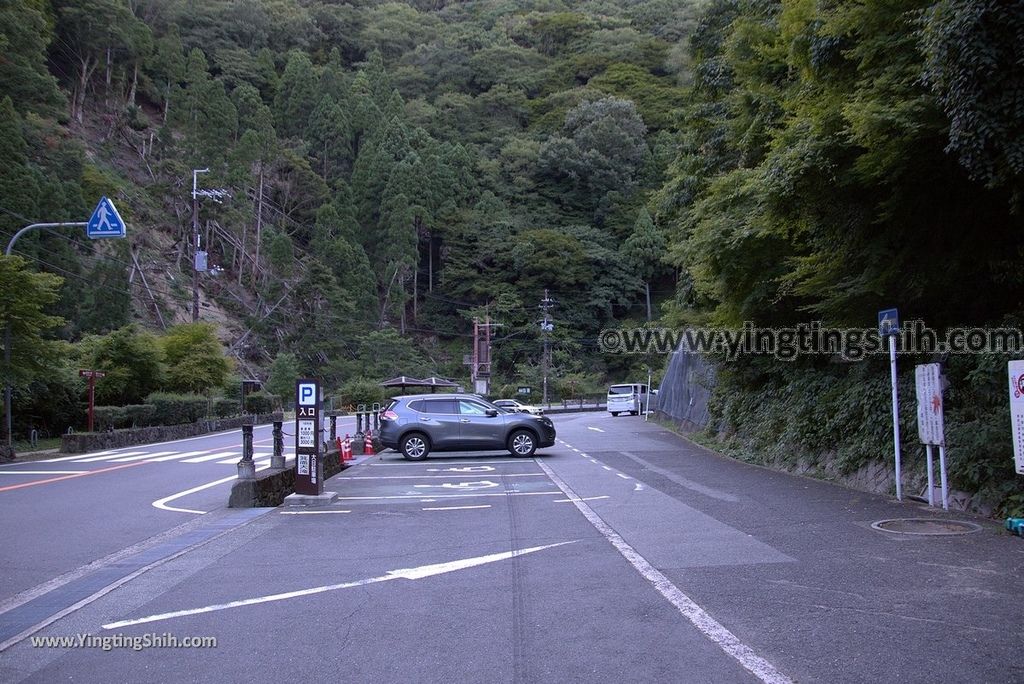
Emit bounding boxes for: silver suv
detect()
[379,394,557,460]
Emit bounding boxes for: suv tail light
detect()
[382,410,399,421]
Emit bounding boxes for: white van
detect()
[607,383,650,416]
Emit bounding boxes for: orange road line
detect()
[0,461,150,493]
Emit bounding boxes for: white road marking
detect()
[337,491,561,501]
[109,451,179,463]
[29,451,116,463]
[345,473,543,480]
[147,450,211,462]
[413,480,498,491]
[602,466,613,471]
[617,473,632,480]
[368,459,522,466]
[151,463,274,514]
[181,451,238,463]
[634,483,644,491]
[279,510,351,515]
[102,542,576,629]
[535,459,793,684]
[587,427,605,433]
[0,470,87,475]
[422,505,491,511]
[70,451,147,462]
[427,466,495,473]
[552,495,610,503]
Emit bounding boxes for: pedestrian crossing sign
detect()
[87,196,126,239]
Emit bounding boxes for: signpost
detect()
[915,363,948,509]
[294,378,323,496]
[1007,361,1024,476]
[879,308,902,500]
[79,369,106,433]
[4,198,127,446]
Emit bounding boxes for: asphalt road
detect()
[1,411,1022,683]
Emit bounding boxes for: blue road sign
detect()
[86,196,126,239]
[878,308,899,336]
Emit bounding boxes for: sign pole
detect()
[878,308,901,501]
[938,445,949,510]
[925,444,934,506]
[889,338,902,501]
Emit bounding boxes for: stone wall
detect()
[228,446,347,508]
[60,414,276,453]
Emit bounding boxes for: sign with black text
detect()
[294,378,323,495]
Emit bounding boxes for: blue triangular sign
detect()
[87,196,126,239]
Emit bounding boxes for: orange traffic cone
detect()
[343,434,353,461]
[364,429,375,456]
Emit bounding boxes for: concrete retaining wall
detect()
[228,446,347,508]
[60,414,276,453]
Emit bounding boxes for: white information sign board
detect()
[915,363,945,446]
[1008,361,1024,475]
[298,419,315,448]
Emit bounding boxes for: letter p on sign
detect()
[298,382,317,407]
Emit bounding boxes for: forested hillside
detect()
[1,0,1022,510]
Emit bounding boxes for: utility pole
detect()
[191,168,230,322]
[539,290,554,407]
[471,312,500,397]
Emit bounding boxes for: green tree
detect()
[274,50,320,139]
[538,97,649,214]
[161,323,232,394]
[51,0,148,121]
[0,0,64,115]
[0,98,39,229]
[0,256,67,441]
[171,48,238,165]
[621,208,667,321]
[920,0,1024,200]
[76,324,164,406]
[305,94,352,184]
[266,352,301,400]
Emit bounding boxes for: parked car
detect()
[607,383,653,416]
[492,398,544,415]
[379,394,557,460]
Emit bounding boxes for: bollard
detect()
[270,417,285,469]
[330,414,338,443]
[237,419,256,480]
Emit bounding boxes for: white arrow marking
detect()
[413,480,498,490]
[102,541,576,630]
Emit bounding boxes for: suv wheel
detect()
[508,429,537,457]
[400,432,430,461]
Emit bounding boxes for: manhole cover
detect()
[871,518,982,535]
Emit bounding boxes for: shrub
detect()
[244,391,276,415]
[145,392,208,425]
[92,406,128,431]
[335,379,385,410]
[213,398,240,418]
[124,404,157,427]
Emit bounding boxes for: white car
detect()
[493,399,544,415]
